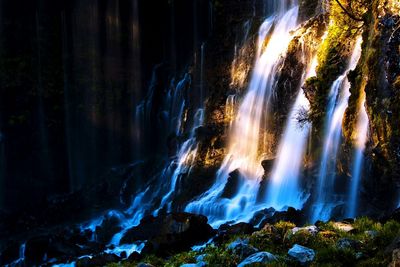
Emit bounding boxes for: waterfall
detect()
[154,109,204,215]
[185,2,301,227]
[347,95,369,217]
[311,37,363,222]
[264,55,319,210]
[310,75,348,222]
[225,94,237,126]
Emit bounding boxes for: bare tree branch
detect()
[334,0,365,22]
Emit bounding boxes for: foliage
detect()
[106,218,399,267]
[203,245,241,266]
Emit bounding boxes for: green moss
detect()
[275,221,296,236]
[203,245,241,266]
[353,217,382,233]
[312,246,357,267]
[164,251,197,267]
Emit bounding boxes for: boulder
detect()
[227,238,258,259]
[238,252,277,267]
[288,244,315,265]
[332,222,354,232]
[291,225,319,236]
[336,238,361,250]
[120,213,215,256]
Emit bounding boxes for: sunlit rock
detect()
[332,222,355,232]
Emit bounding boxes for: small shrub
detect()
[165,251,197,267]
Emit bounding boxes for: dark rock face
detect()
[250,208,276,226]
[215,222,256,245]
[176,0,266,204]
[94,212,123,244]
[256,207,306,228]
[342,5,400,215]
[121,213,215,257]
[221,169,242,198]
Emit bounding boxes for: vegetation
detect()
[105,218,400,267]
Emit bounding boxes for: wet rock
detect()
[75,253,120,267]
[219,222,255,235]
[249,208,275,226]
[95,212,123,244]
[332,222,354,232]
[121,213,215,257]
[262,207,305,226]
[288,244,315,265]
[227,238,258,259]
[261,159,274,176]
[238,251,277,267]
[221,169,242,198]
[215,222,255,244]
[336,238,361,250]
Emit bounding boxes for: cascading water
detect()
[264,55,319,210]
[185,2,302,226]
[154,108,204,215]
[311,37,363,222]
[225,94,237,126]
[79,107,205,258]
[310,75,348,222]
[347,95,369,217]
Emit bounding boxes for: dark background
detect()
[0,0,212,213]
